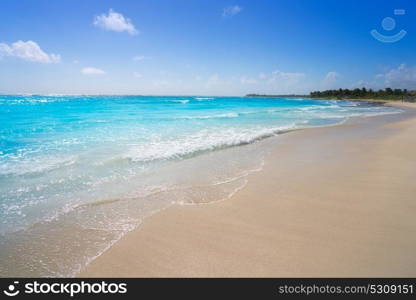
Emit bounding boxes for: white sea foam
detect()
[176,112,239,120]
[0,155,77,176]
[195,97,215,101]
[124,125,296,163]
[171,99,189,104]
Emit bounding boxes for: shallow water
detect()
[0,95,402,276]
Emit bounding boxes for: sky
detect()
[0,0,415,95]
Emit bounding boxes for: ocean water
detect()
[0,95,401,276]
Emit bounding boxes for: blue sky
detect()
[0,0,414,95]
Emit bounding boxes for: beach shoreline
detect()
[78,102,416,277]
[3,96,406,278]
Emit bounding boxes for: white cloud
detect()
[240,76,257,84]
[94,9,138,35]
[354,64,416,90]
[133,55,149,61]
[81,67,106,75]
[204,74,234,91]
[152,80,170,87]
[381,64,416,89]
[207,74,220,84]
[237,70,309,94]
[268,70,305,86]
[259,73,267,79]
[133,72,143,78]
[0,40,60,63]
[223,5,242,17]
[321,71,339,88]
[354,80,367,88]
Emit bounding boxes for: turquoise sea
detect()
[0,95,401,276]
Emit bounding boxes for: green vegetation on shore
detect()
[247,88,416,102]
[310,88,414,101]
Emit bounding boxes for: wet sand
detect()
[79,102,416,277]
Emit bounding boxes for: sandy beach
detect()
[79,102,416,277]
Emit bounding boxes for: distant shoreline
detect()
[246,94,416,104]
[246,94,309,98]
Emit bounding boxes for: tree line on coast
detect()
[309,88,414,101]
